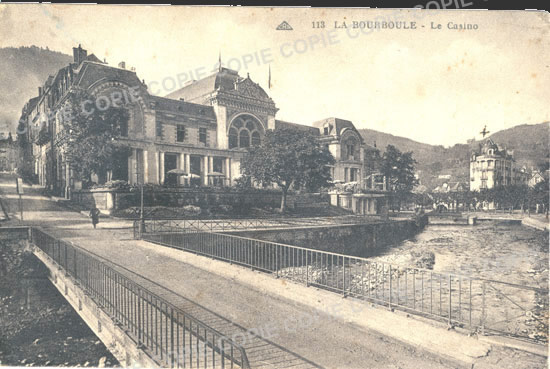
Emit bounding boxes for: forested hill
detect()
[0,46,72,131]
[359,122,549,189]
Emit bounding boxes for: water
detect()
[0,238,119,367]
[370,221,548,287]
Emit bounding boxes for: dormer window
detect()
[323,123,331,135]
[347,144,355,160]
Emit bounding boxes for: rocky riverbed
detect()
[0,238,118,367]
[278,221,548,341]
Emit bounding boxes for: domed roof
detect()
[166,68,271,104]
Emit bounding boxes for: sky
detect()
[0,5,548,146]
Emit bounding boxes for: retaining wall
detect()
[227,216,427,258]
[71,189,295,211]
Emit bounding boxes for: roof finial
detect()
[218,51,222,72]
[268,64,272,89]
[480,125,490,138]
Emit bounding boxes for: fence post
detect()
[305,250,309,287]
[74,248,77,280]
[275,245,279,279]
[448,274,452,325]
[342,256,346,297]
[64,243,69,276]
[389,265,392,309]
[481,281,486,335]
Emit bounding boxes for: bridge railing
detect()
[133,215,385,237]
[143,230,548,343]
[30,228,250,369]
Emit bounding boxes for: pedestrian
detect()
[89,207,100,229]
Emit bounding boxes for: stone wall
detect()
[71,188,295,211]
[227,216,427,258]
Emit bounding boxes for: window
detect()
[324,126,329,135]
[117,117,128,137]
[176,125,186,142]
[228,115,263,149]
[251,131,261,146]
[229,128,238,148]
[347,144,355,160]
[350,168,358,182]
[156,121,163,138]
[239,130,250,148]
[213,157,224,173]
[199,128,207,145]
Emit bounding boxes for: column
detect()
[65,162,71,199]
[225,157,231,186]
[159,151,165,185]
[202,156,208,186]
[143,150,149,184]
[179,153,185,185]
[129,149,137,185]
[185,154,191,186]
[154,151,160,184]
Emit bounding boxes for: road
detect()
[0,173,546,369]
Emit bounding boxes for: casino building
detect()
[19,45,380,199]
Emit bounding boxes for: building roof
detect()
[149,95,216,120]
[312,117,364,143]
[165,68,273,107]
[274,120,319,135]
[166,68,241,103]
[75,61,143,90]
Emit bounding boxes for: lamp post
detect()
[135,155,145,238]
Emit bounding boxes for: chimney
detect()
[72,44,87,65]
[118,61,126,69]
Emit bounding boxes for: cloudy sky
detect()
[1,5,548,146]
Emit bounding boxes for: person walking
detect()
[89,207,100,229]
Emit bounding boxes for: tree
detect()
[529,180,549,216]
[381,145,418,211]
[16,120,36,183]
[240,128,334,212]
[63,89,131,184]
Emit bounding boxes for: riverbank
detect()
[367,221,548,342]
[0,238,118,367]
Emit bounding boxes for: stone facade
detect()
[18,45,383,200]
[470,138,514,191]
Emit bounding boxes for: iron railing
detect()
[134,216,384,237]
[142,230,548,343]
[31,228,250,368]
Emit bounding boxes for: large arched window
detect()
[228,115,264,149]
[239,130,250,148]
[228,128,238,148]
[251,131,261,146]
[343,136,358,161]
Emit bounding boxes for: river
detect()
[370,221,548,288]
[0,238,118,367]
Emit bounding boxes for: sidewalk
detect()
[30,214,462,369]
[1,179,545,369]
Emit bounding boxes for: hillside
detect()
[359,122,549,190]
[0,46,72,131]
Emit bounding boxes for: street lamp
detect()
[135,157,145,238]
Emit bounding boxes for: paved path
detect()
[1,175,546,369]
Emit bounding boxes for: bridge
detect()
[0,174,547,368]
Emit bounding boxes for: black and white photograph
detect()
[0,5,548,369]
